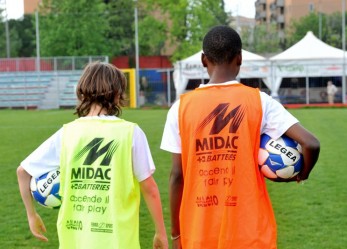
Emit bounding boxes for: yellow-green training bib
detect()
[57,118,140,249]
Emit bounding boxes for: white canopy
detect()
[173,32,346,103]
[173,49,269,96]
[271,31,345,60]
[270,31,347,97]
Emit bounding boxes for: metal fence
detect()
[0,57,345,110]
[0,57,176,109]
[0,56,109,72]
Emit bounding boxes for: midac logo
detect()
[197,103,245,135]
[74,138,119,166]
[70,138,119,183]
[195,104,245,153]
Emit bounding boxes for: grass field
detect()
[0,107,346,248]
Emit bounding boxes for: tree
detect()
[0,19,24,58]
[145,0,229,61]
[241,23,281,55]
[138,15,166,56]
[0,7,9,58]
[104,0,134,56]
[0,14,37,58]
[10,15,36,57]
[286,12,346,50]
[37,0,168,58]
[1,0,230,60]
[39,0,109,57]
[286,13,321,47]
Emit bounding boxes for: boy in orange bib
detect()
[161,26,320,249]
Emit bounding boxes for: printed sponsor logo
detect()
[225,196,238,207]
[196,195,219,207]
[70,138,119,191]
[75,138,118,166]
[91,222,113,233]
[194,103,244,162]
[66,220,83,230]
[187,103,246,190]
[268,140,298,162]
[38,170,60,195]
[196,104,244,136]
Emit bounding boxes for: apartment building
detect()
[24,0,41,14]
[255,0,342,38]
[230,15,256,34]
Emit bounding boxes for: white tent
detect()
[270,31,347,100]
[173,49,269,96]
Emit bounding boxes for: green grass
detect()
[0,107,346,248]
[269,108,347,249]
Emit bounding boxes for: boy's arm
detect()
[169,153,183,249]
[285,123,320,181]
[140,176,168,249]
[17,165,48,242]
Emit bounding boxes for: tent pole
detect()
[306,76,309,105]
[342,0,346,104]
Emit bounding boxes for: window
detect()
[309,3,314,12]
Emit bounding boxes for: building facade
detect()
[230,15,256,34]
[255,0,342,38]
[24,0,41,14]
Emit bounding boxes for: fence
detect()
[0,57,176,109]
[1,57,345,109]
[0,56,109,72]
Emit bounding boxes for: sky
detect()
[4,0,256,19]
[224,0,256,18]
[3,0,24,19]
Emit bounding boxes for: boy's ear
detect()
[236,53,242,66]
[201,53,208,67]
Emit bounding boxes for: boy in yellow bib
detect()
[17,62,168,249]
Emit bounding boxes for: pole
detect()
[35,10,41,72]
[342,0,346,104]
[4,0,10,57]
[5,18,10,58]
[167,69,171,107]
[134,0,140,108]
[319,0,322,39]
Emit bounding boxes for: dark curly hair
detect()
[202,25,242,65]
[75,61,127,117]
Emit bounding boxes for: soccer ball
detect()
[258,134,303,180]
[30,170,61,208]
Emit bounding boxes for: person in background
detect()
[327,80,338,104]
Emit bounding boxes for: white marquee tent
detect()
[172,32,346,104]
[173,49,269,96]
[270,31,347,102]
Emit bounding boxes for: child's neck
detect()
[208,65,239,83]
[87,104,107,116]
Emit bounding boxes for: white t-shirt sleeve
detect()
[20,128,62,178]
[132,125,156,182]
[160,100,181,154]
[260,92,299,139]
